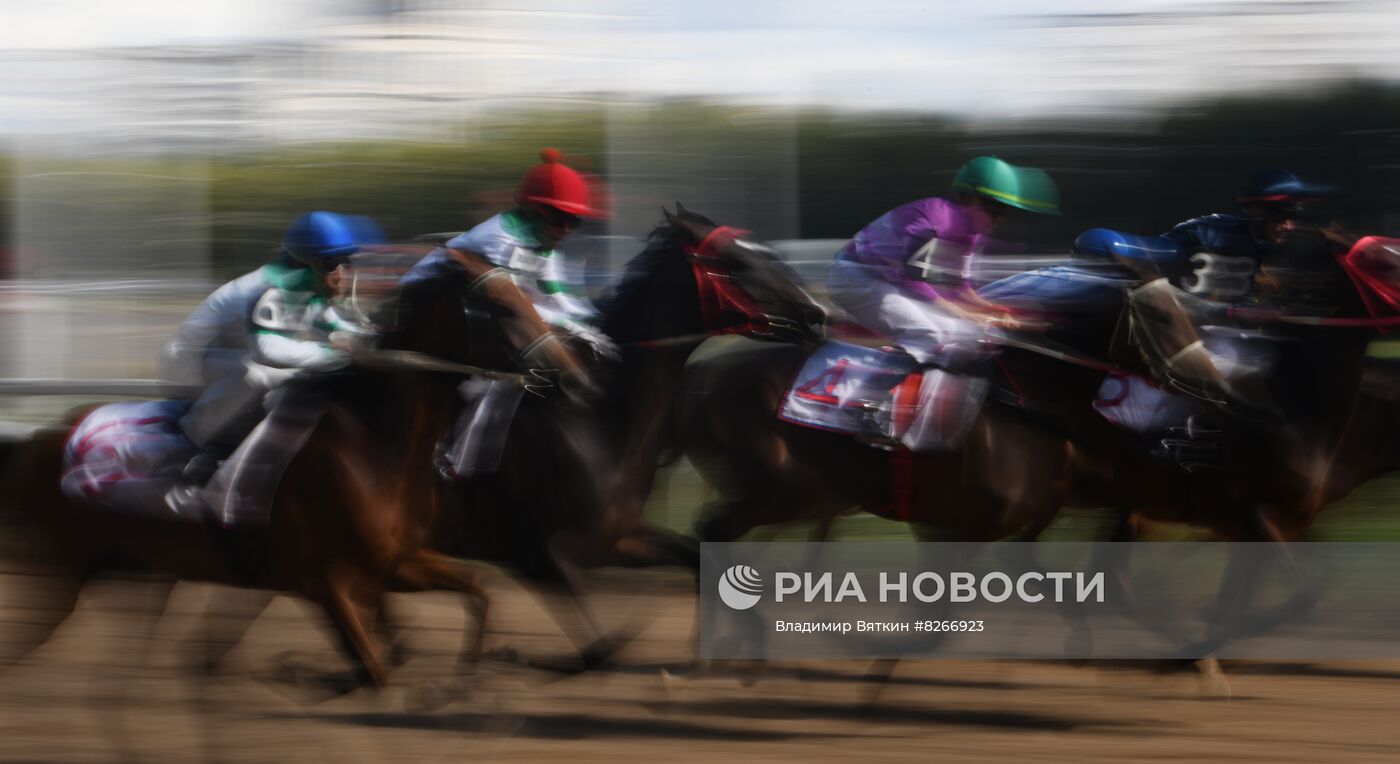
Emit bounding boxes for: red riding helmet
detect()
[516,148,607,218]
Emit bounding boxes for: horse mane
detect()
[595,208,715,335]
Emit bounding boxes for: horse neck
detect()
[593,238,708,512]
[340,369,459,475]
[374,287,489,470]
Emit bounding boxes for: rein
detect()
[685,225,805,340]
[349,349,554,394]
[1225,306,1400,329]
[987,333,1118,374]
[627,333,714,350]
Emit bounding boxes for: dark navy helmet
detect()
[282,212,386,264]
[1235,168,1332,210]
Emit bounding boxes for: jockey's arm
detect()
[249,288,349,374]
[444,246,589,376]
[161,273,267,386]
[160,299,223,385]
[895,236,1017,326]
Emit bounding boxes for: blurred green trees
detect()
[4,82,1400,279]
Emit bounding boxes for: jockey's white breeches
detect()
[828,259,988,367]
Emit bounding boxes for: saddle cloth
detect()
[1092,370,1201,433]
[779,340,987,450]
[61,400,198,515]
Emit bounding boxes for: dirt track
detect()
[1,568,1398,764]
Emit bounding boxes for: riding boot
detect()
[206,384,329,527]
[442,377,525,478]
[896,367,989,451]
[163,483,257,585]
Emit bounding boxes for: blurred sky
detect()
[3,0,1400,140]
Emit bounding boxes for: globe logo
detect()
[718,565,764,610]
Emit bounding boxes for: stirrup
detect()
[165,484,217,522]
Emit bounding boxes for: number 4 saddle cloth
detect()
[778,340,988,451]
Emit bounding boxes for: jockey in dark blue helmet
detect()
[1123,170,1351,465]
[162,211,385,526]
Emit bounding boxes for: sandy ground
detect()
[1,567,1399,764]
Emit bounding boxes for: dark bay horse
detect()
[676,256,1399,671]
[419,205,828,665]
[679,223,1395,538]
[677,337,1074,544]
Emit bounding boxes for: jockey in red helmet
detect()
[401,148,616,362]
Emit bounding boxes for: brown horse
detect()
[0,255,585,690]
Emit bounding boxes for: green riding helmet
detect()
[951,156,1061,215]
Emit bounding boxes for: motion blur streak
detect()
[4,2,1400,763]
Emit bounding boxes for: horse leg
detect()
[692,499,767,663]
[859,526,974,703]
[185,586,274,764]
[1055,510,1141,660]
[390,550,490,675]
[539,532,625,670]
[195,587,275,677]
[88,576,176,764]
[0,569,83,671]
[375,603,413,669]
[1170,506,1311,696]
[318,562,389,690]
[1222,507,1316,636]
[387,550,491,712]
[607,525,700,570]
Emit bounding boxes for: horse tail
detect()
[0,419,90,670]
[0,405,99,529]
[0,426,68,528]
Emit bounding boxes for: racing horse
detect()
[424,204,827,668]
[0,260,590,691]
[676,230,1400,678]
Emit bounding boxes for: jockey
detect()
[1070,169,1356,469]
[395,148,611,476]
[827,156,1061,369]
[824,156,1060,450]
[163,211,384,523]
[1127,169,1346,415]
[401,147,615,362]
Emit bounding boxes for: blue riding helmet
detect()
[282,212,386,263]
[1074,228,1183,264]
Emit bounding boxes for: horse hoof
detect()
[581,640,617,671]
[736,663,765,688]
[388,642,414,669]
[482,646,521,664]
[1195,659,1232,700]
[404,677,474,713]
[1196,671,1232,699]
[656,669,680,705]
[858,682,886,706]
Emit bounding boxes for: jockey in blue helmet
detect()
[162,211,385,525]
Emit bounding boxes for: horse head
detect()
[598,204,827,346]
